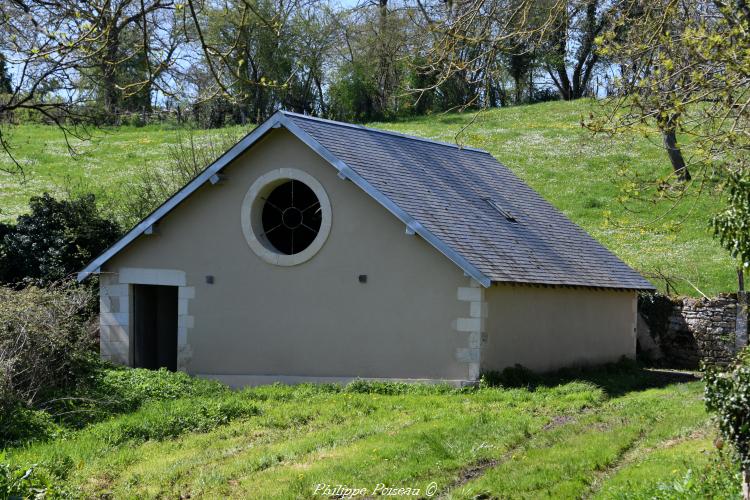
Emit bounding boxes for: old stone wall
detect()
[638,292,748,368]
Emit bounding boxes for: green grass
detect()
[371,101,734,296]
[0,123,244,223]
[4,365,734,499]
[448,383,708,499]
[0,100,735,295]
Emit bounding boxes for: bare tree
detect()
[411,0,612,107]
[542,0,613,100]
[0,0,181,169]
[590,0,717,182]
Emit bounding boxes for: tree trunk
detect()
[498,85,508,107]
[743,466,749,500]
[529,69,534,101]
[553,64,572,100]
[0,53,12,94]
[514,76,522,103]
[662,128,691,181]
[377,0,391,115]
[548,8,572,101]
[569,0,601,100]
[315,76,326,116]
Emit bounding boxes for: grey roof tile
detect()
[285,111,654,290]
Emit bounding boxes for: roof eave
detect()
[489,279,656,292]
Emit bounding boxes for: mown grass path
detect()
[446,381,707,499]
[7,369,714,499]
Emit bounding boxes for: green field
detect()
[0,100,735,295]
[4,365,737,499]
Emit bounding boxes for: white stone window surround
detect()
[241,168,332,266]
[100,267,195,371]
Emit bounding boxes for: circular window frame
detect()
[241,168,332,266]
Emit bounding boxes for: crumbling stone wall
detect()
[638,293,748,368]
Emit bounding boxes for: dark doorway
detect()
[133,284,178,371]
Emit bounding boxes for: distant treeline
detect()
[0,0,620,129]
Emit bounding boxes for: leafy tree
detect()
[88,26,156,116]
[591,0,750,288]
[72,0,177,119]
[713,172,750,284]
[328,0,413,120]
[328,59,380,121]
[505,41,534,104]
[592,0,702,181]
[0,194,121,285]
[413,0,614,109]
[187,0,334,123]
[704,348,750,499]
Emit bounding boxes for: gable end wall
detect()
[101,129,471,383]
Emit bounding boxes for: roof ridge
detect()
[280,110,490,154]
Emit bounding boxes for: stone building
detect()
[79,112,654,386]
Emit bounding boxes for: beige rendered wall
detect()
[102,129,474,382]
[482,284,637,373]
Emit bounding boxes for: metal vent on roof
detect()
[483,198,517,222]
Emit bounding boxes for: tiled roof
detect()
[285,112,654,290]
[79,110,654,290]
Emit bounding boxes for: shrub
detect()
[704,347,750,498]
[618,452,741,499]
[0,407,62,448]
[479,357,645,394]
[99,367,227,402]
[0,463,68,499]
[0,193,121,286]
[0,282,96,445]
[2,362,232,448]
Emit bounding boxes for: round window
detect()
[241,168,331,266]
[261,180,322,255]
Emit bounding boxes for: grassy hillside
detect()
[4,365,733,499]
[0,100,735,295]
[372,101,734,297]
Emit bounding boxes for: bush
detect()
[704,347,750,498]
[43,367,230,429]
[479,357,645,394]
[618,452,741,499]
[99,366,227,403]
[0,193,121,286]
[2,360,233,448]
[0,463,69,499]
[0,283,96,445]
[0,407,62,448]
